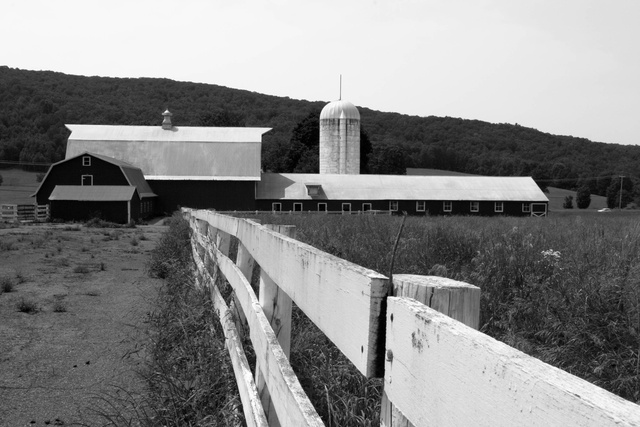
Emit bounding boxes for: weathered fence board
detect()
[188,209,389,378]
[191,244,268,427]
[194,231,324,426]
[382,274,481,426]
[392,274,480,329]
[384,297,640,427]
[1,204,49,222]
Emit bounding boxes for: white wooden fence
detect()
[1,204,49,222]
[183,208,640,426]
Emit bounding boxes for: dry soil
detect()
[0,223,167,426]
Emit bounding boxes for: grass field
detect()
[250,213,640,405]
[0,168,41,205]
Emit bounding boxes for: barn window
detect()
[81,175,93,186]
[82,156,91,166]
[470,201,479,212]
[443,201,452,212]
[342,203,351,213]
[293,203,303,212]
[495,202,504,212]
[389,201,398,211]
[522,203,531,213]
[317,203,327,212]
[416,201,426,212]
[272,203,282,212]
[362,203,372,212]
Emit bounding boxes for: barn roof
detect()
[256,173,549,202]
[34,152,157,198]
[65,125,271,180]
[49,186,138,201]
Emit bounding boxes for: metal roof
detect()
[320,100,360,121]
[65,125,271,180]
[256,173,549,202]
[49,186,137,201]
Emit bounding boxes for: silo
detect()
[319,100,360,174]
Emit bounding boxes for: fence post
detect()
[255,224,296,426]
[380,275,481,427]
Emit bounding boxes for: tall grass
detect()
[252,213,640,403]
[92,213,239,425]
[142,213,241,426]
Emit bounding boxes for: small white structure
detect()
[319,100,360,174]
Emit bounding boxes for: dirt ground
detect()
[0,222,167,426]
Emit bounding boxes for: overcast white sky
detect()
[3,0,639,145]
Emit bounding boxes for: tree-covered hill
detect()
[2,65,640,201]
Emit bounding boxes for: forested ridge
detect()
[2,65,640,202]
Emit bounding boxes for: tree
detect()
[368,144,406,175]
[198,109,245,127]
[563,195,574,209]
[0,173,3,186]
[576,186,591,209]
[606,177,634,209]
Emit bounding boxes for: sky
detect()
[3,0,640,145]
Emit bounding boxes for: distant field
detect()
[546,186,607,212]
[0,168,41,205]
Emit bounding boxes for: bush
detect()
[1,276,14,293]
[16,298,39,314]
[563,195,574,209]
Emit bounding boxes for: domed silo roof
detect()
[320,100,360,120]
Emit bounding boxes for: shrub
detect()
[73,265,90,274]
[53,300,67,313]
[1,276,14,293]
[16,298,39,314]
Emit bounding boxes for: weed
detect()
[91,213,242,425]
[100,262,105,271]
[1,276,14,293]
[73,265,90,274]
[85,290,100,296]
[130,236,139,246]
[56,258,70,267]
[0,239,15,251]
[252,213,640,403]
[16,298,39,314]
[138,233,148,241]
[15,268,26,284]
[53,300,67,313]
[63,225,81,231]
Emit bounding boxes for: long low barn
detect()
[255,173,549,216]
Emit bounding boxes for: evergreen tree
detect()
[576,186,591,209]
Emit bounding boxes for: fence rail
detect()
[1,204,49,222]
[183,208,640,426]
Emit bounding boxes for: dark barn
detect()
[34,152,157,222]
[256,173,548,216]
